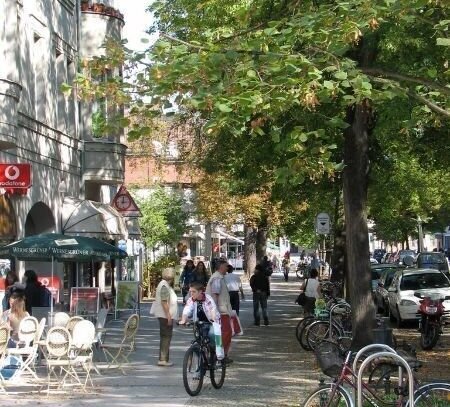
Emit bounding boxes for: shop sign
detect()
[0,164,32,188]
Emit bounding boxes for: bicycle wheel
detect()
[297,316,315,351]
[413,383,450,406]
[210,352,226,389]
[296,317,314,344]
[306,321,341,351]
[302,384,351,407]
[183,346,205,396]
[367,362,404,398]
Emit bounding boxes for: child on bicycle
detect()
[179,282,223,359]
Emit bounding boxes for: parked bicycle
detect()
[181,321,226,396]
[302,341,450,406]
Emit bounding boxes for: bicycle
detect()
[302,341,450,406]
[182,321,226,396]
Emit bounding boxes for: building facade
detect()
[0,0,130,304]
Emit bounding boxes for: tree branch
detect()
[407,90,450,119]
[214,23,266,43]
[362,68,450,96]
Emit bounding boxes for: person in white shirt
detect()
[300,269,321,316]
[224,265,245,315]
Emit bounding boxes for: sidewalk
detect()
[4,272,320,407]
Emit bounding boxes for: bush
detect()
[142,254,179,298]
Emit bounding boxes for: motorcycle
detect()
[415,292,448,350]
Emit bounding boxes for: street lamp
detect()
[58,179,67,234]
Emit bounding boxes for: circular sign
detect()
[5,165,20,180]
[116,194,131,210]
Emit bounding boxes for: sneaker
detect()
[222,356,233,366]
[254,321,260,326]
[264,319,269,326]
[157,361,174,367]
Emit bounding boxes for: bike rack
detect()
[352,343,397,373]
[356,351,415,407]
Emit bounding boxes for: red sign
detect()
[112,185,141,216]
[70,287,100,314]
[0,164,32,188]
[38,276,61,303]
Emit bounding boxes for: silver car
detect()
[388,269,450,327]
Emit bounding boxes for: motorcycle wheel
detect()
[420,322,440,350]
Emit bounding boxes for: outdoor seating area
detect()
[0,311,140,396]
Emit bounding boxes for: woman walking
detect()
[301,269,321,316]
[192,261,209,288]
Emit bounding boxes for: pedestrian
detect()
[224,264,245,315]
[310,253,321,275]
[150,268,179,367]
[282,257,290,282]
[179,260,195,305]
[206,260,233,365]
[192,261,209,288]
[301,269,321,317]
[23,269,50,315]
[250,264,270,326]
[2,270,20,311]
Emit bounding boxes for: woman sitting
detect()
[2,291,29,347]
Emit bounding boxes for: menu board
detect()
[116,281,139,311]
[70,287,100,315]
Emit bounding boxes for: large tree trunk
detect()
[256,220,268,264]
[244,225,257,277]
[331,183,345,293]
[343,102,375,349]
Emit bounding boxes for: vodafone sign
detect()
[0,164,32,188]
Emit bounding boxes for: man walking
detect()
[206,259,233,364]
[250,264,270,326]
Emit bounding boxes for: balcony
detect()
[83,140,127,185]
[80,2,124,60]
[0,79,22,150]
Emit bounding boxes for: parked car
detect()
[416,252,450,276]
[395,249,416,265]
[373,264,404,315]
[388,269,450,327]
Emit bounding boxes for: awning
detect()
[62,197,127,239]
[125,217,141,239]
[217,230,244,245]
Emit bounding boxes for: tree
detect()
[71,0,450,347]
[137,187,189,255]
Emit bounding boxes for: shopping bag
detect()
[212,321,224,360]
[231,314,243,336]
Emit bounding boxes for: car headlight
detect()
[399,299,417,306]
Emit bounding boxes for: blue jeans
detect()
[253,291,268,324]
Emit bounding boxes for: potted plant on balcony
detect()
[93,2,105,13]
[81,0,89,11]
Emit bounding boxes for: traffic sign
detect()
[316,212,331,235]
[112,185,141,217]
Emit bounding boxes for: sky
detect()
[115,0,156,51]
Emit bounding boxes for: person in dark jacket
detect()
[23,269,47,314]
[249,264,270,326]
[179,260,196,305]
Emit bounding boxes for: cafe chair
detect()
[66,316,84,335]
[6,316,41,380]
[100,314,139,374]
[71,320,96,390]
[53,312,70,328]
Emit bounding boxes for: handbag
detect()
[295,279,309,306]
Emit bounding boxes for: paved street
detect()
[3,272,320,407]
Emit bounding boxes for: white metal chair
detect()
[53,312,70,328]
[100,314,139,374]
[45,326,80,394]
[66,316,84,335]
[6,316,40,380]
[71,320,96,390]
[94,309,108,346]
